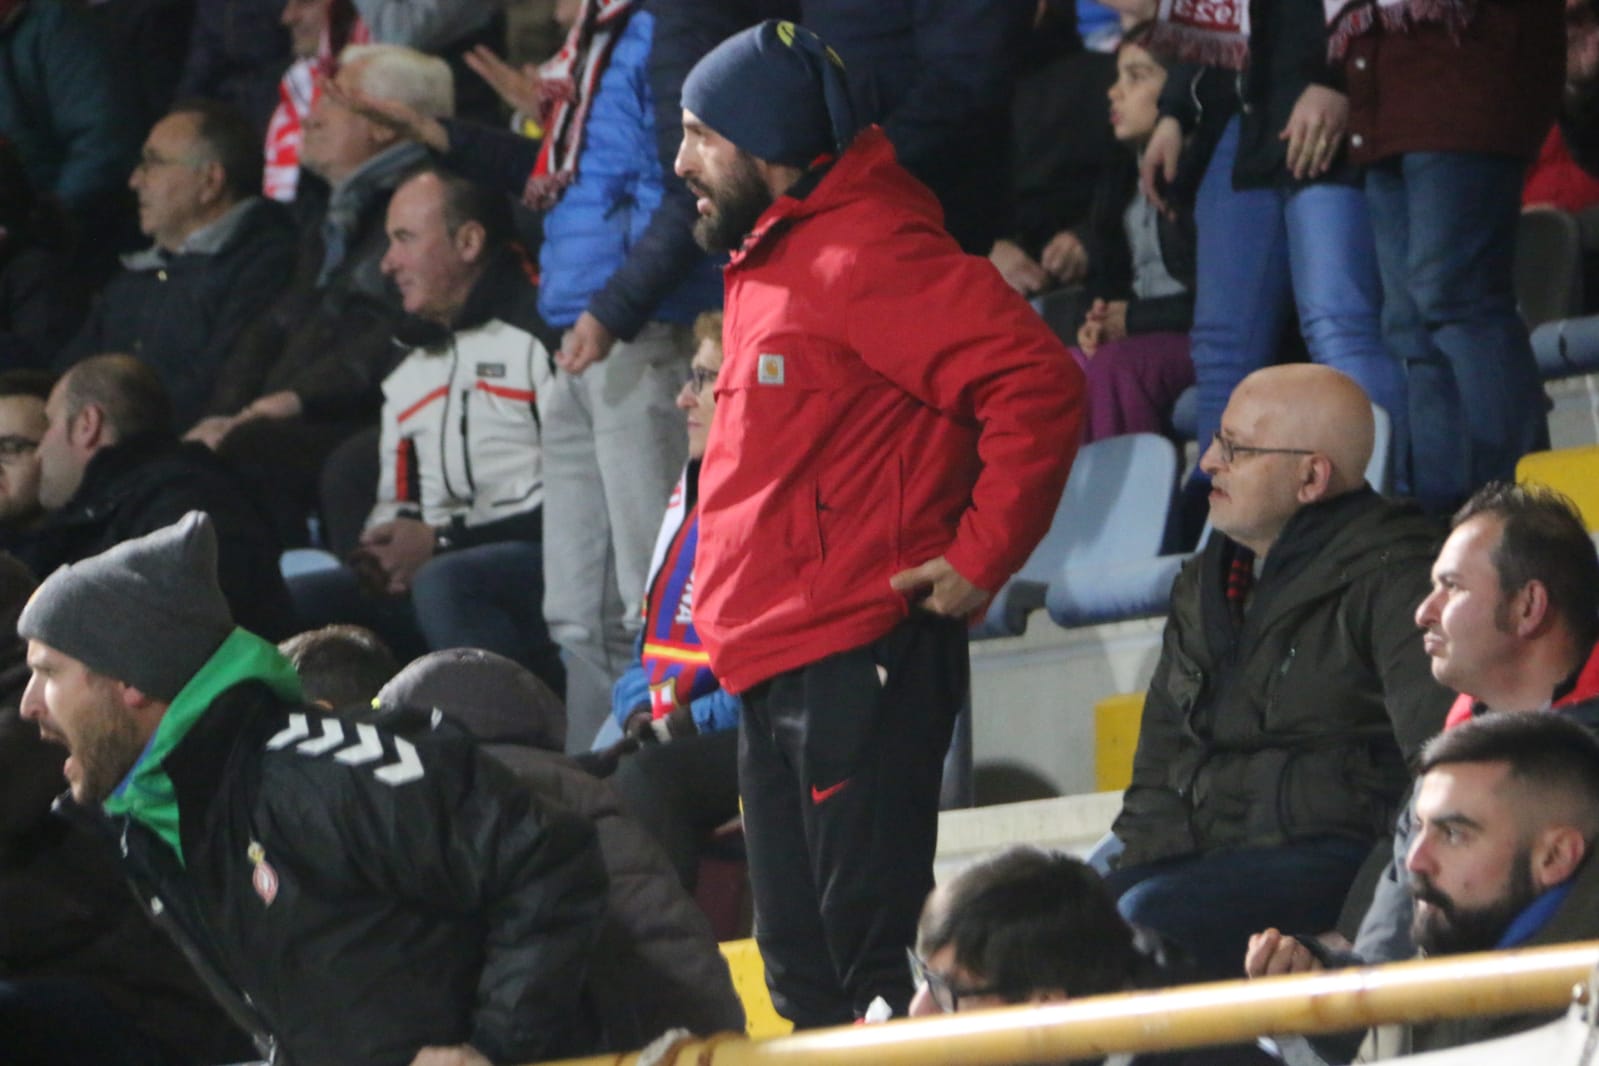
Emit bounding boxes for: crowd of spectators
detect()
[5,0,1599,1062]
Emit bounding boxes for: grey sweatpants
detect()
[539,320,692,751]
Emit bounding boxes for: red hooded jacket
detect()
[695,127,1085,694]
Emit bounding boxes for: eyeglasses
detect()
[134,152,206,173]
[687,366,719,395]
[906,948,1002,1014]
[0,435,38,464]
[1210,432,1315,466]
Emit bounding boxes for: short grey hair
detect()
[340,44,455,118]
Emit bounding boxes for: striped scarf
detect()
[520,0,639,210]
[1149,0,1473,70]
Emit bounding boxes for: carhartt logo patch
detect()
[757,354,785,385]
[248,841,279,906]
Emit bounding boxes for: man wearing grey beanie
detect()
[17,512,613,1066]
[676,20,1085,1029]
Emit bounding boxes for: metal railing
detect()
[533,940,1599,1066]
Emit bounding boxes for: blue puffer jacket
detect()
[540,9,721,331]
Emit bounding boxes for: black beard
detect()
[1409,853,1540,956]
[690,157,773,253]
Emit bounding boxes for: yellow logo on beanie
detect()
[774,20,846,70]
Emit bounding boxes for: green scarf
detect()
[102,628,303,866]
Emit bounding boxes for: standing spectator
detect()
[0,0,141,257]
[676,22,1081,1025]
[58,101,297,429]
[802,1,1035,255]
[0,139,85,368]
[1333,0,1562,512]
[336,0,724,747]
[287,167,564,691]
[186,44,446,548]
[176,0,290,134]
[1523,0,1599,212]
[1145,0,1406,513]
[17,512,610,1065]
[989,0,1122,298]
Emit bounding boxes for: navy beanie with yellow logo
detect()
[681,19,861,168]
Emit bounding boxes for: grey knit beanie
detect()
[17,512,235,701]
[375,647,567,753]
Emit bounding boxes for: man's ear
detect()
[70,403,107,450]
[455,219,486,264]
[1508,579,1553,639]
[1295,454,1335,505]
[198,160,229,207]
[1530,824,1588,889]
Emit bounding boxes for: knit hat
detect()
[375,648,567,753]
[17,512,234,702]
[681,19,860,168]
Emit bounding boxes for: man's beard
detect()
[690,152,773,254]
[1410,849,1541,956]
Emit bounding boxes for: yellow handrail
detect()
[533,940,1599,1066]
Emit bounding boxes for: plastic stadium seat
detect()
[1046,404,1392,629]
[719,938,794,1039]
[1517,208,1585,332]
[1095,691,1145,792]
[1531,314,1599,381]
[1517,445,1599,530]
[970,434,1179,639]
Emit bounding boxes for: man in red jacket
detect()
[674,20,1084,1029]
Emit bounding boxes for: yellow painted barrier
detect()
[719,938,794,1040]
[1518,445,1599,531]
[534,940,1599,1066]
[1094,691,1145,792]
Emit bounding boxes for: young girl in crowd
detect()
[1054,25,1197,444]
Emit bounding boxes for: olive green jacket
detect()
[1115,489,1453,868]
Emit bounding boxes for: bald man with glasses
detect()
[1103,363,1453,983]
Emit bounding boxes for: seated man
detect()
[14,354,295,639]
[17,513,609,1065]
[372,648,746,1050]
[0,370,54,552]
[57,100,297,427]
[285,166,563,690]
[1362,712,1599,1057]
[1106,363,1452,980]
[907,845,1266,1064]
[605,310,740,890]
[1248,481,1599,979]
[186,44,450,546]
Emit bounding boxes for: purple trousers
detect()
[1072,332,1195,443]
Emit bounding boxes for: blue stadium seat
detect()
[971,433,1179,639]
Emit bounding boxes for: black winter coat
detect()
[10,433,296,639]
[109,684,610,1066]
[59,198,298,427]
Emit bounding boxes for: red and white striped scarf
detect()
[1149,0,1474,70]
[521,0,639,210]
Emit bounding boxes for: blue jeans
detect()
[1103,836,1371,981]
[288,540,564,696]
[1190,117,1407,491]
[1365,152,1548,512]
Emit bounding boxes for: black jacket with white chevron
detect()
[102,635,609,1066]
